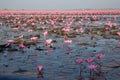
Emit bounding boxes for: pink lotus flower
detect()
[7,40,14,44]
[85,58,94,64]
[12,27,19,31]
[88,64,97,70]
[105,27,109,30]
[43,31,48,37]
[45,39,52,45]
[75,29,79,32]
[117,32,120,36]
[51,20,55,25]
[19,43,25,50]
[19,35,23,39]
[75,58,84,64]
[28,29,33,33]
[32,23,35,26]
[41,26,45,30]
[88,64,97,78]
[75,58,84,76]
[23,23,27,27]
[62,28,70,33]
[37,65,43,78]
[17,21,20,24]
[80,27,84,33]
[95,54,105,60]
[112,23,117,27]
[0,22,2,26]
[37,66,43,71]
[64,40,72,45]
[31,37,38,43]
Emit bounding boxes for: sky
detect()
[0,0,120,10]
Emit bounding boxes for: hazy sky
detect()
[0,0,120,10]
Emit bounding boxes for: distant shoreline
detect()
[0,10,120,15]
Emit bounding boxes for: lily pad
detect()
[78,42,89,46]
[12,69,28,73]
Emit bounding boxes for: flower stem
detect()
[80,64,82,76]
[90,70,92,78]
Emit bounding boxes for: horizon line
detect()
[0,8,120,11]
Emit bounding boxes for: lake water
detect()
[0,14,120,80]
